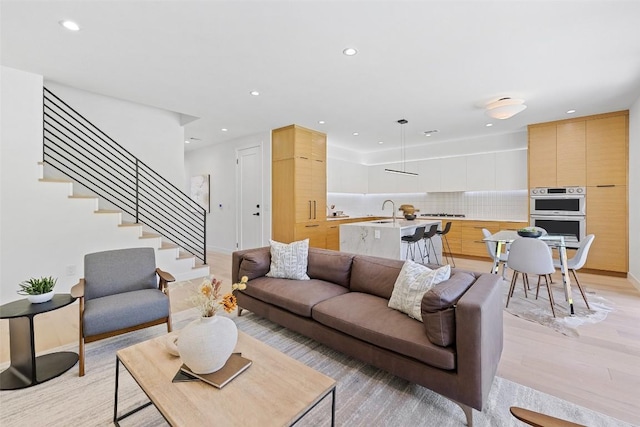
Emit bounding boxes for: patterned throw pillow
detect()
[388,261,451,321]
[266,239,310,280]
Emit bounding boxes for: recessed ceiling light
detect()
[184,140,190,144]
[352,132,359,136]
[343,47,358,56]
[486,123,493,127]
[378,141,384,144]
[423,130,439,136]
[566,109,576,114]
[221,128,228,132]
[249,91,260,96]
[59,20,80,31]
[318,120,325,124]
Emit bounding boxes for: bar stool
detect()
[401,226,426,262]
[422,224,440,265]
[437,221,455,267]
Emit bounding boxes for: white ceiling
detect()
[2,1,640,155]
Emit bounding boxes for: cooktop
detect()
[419,213,466,218]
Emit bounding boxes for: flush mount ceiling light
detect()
[385,119,418,177]
[485,97,527,120]
[343,47,358,56]
[59,20,80,31]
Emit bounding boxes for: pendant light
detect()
[385,119,418,176]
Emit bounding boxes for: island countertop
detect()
[340,219,442,261]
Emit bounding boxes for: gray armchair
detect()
[70,247,174,376]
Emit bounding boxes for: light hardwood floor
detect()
[1,251,639,425]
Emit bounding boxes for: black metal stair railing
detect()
[42,87,207,264]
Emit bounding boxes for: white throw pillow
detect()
[266,239,310,280]
[388,261,451,321]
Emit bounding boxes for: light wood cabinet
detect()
[326,223,340,251]
[528,111,629,274]
[585,185,628,272]
[272,125,327,248]
[460,220,500,258]
[556,121,586,186]
[528,121,587,188]
[586,115,628,186]
[528,124,557,188]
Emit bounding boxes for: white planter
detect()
[27,291,54,304]
[178,315,238,374]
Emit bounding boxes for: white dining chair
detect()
[552,234,595,309]
[506,237,557,317]
[482,228,509,279]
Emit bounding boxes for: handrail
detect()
[42,87,207,264]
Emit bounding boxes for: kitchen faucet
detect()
[382,199,396,224]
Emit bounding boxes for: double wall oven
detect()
[530,186,585,249]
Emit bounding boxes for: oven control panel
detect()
[530,187,586,196]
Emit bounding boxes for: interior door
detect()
[237,145,263,250]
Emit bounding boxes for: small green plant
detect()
[17,276,57,295]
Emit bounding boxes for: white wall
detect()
[629,96,640,287]
[45,82,185,187]
[0,67,188,303]
[184,132,271,253]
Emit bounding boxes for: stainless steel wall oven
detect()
[530,187,586,248]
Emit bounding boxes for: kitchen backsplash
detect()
[327,190,528,220]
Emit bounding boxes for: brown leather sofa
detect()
[232,247,503,426]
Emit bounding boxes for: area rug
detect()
[502,278,614,337]
[0,309,631,427]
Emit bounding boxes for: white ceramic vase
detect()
[177,315,238,374]
[27,291,54,304]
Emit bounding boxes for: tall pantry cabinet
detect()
[528,111,628,273]
[272,125,327,248]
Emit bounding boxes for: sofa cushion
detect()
[349,256,405,299]
[312,292,456,370]
[307,249,354,289]
[239,250,271,281]
[240,277,349,317]
[266,239,310,280]
[388,262,451,321]
[421,272,476,347]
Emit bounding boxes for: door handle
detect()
[313,200,317,219]
[309,201,312,219]
[253,212,260,216]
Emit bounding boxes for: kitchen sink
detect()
[371,220,393,223]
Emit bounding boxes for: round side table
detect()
[0,293,78,390]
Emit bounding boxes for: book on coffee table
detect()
[179,353,252,389]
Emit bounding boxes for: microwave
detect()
[530,187,586,216]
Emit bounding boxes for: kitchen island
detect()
[340,219,442,262]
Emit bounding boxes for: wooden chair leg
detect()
[506,272,518,308]
[522,274,529,298]
[79,335,85,377]
[535,275,542,300]
[545,275,556,318]
[571,269,591,309]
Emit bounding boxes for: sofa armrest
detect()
[232,246,271,283]
[454,273,504,410]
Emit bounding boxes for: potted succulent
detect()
[17,276,57,303]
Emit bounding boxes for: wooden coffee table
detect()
[114,330,336,426]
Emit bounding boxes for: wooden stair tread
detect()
[118,221,142,227]
[140,232,161,239]
[39,178,72,183]
[69,195,98,199]
[159,242,179,250]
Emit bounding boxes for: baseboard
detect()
[628,272,640,292]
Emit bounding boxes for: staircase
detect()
[40,88,209,281]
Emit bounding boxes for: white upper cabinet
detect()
[418,159,441,192]
[494,150,527,190]
[466,153,496,191]
[327,158,368,193]
[368,163,419,193]
[439,156,467,191]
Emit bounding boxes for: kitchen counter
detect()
[418,216,527,222]
[340,219,442,261]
